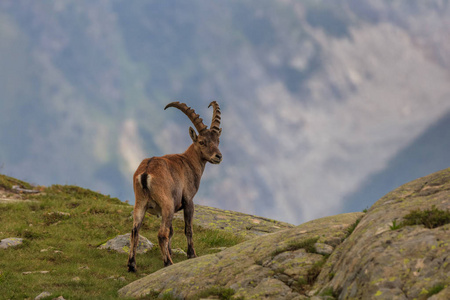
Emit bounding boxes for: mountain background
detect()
[1,0,449,225]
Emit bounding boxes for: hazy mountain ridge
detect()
[1,0,449,224]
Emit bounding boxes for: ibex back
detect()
[127,101,222,272]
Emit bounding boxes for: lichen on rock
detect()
[118,168,450,299]
[0,237,23,249]
[118,212,362,299]
[98,233,153,254]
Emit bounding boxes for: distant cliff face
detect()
[119,167,450,299]
[1,1,450,224]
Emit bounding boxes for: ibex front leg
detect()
[184,203,197,259]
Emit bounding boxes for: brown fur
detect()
[127,102,222,272]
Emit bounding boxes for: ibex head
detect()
[164,101,222,164]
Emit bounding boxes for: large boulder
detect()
[118,167,450,299]
[313,167,450,299]
[118,212,363,299]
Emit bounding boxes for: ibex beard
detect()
[127,101,222,272]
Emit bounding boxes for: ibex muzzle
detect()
[127,101,222,272]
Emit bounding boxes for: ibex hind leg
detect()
[158,207,174,267]
[127,200,147,272]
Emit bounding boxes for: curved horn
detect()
[164,102,208,134]
[208,101,221,134]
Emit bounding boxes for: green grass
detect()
[271,237,319,257]
[426,283,445,297]
[389,219,402,230]
[0,174,33,190]
[0,177,245,299]
[191,286,241,300]
[401,205,450,229]
[345,217,362,238]
[389,206,450,231]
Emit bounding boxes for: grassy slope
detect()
[0,175,244,299]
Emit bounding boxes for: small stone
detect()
[35,291,51,300]
[0,237,23,249]
[52,296,66,300]
[118,276,126,282]
[314,243,334,255]
[72,276,81,282]
[23,271,50,275]
[171,248,187,255]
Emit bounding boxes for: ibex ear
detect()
[189,127,198,142]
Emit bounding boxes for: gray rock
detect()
[119,167,450,299]
[35,291,51,300]
[171,248,187,256]
[0,237,23,249]
[313,243,334,255]
[98,233,153,254]
[118,212,362,299]
[314,167,450,299]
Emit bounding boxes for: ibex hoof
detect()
[127,264,137,273]
[163,260,173,267]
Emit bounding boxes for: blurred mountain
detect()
[342,110,450,213]
[1,0,449,224]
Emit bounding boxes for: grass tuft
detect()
[389,206,450,231]
[345,217,362,238]
[307,257,327,285]
[426,283,444,297]
[401,205,450,229]
[271,237,319,257]
[192,286,240,300]
[389,219,401,230]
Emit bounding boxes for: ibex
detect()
[127,101,222,272]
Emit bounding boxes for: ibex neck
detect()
[183,144,206,174]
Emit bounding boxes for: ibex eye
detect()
[199,141,205,146]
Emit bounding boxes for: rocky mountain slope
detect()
[1,1,450,225]
[119,167,450,299]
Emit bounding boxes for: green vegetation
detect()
[0,176,244,299]
[0,174,33,190]
[192,286,241,300]
[345,217,362,237]
[319,287,338,298]
[389,206,450,231]
[306,257,327,285]
[426,283,445,297]
[271,237,319,257]
[389,220,402,230]
[401,206,450,229]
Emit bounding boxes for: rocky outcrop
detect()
[119,168,450,299]
[182,205,294,240]
[313,167,450,299]
[118,212,363,299]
